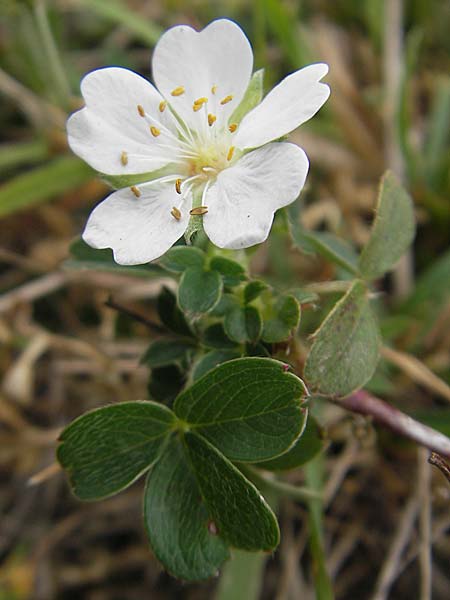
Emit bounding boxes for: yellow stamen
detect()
[211,85,217,94]
[130,186,141,198]
[137,104,145,117]
[207,113,216,126]
[190,206,208,216]
[194,97,208,106]
[171,207,182,220]
[228,123,238,133]
[150,126,161,137]
[193,103,203,112]
[220,95,233,105]
[159,100,167,112]
[175,178,182,194]
[227,146,235,161]
[120,151,128,166]
[171,86,185,96]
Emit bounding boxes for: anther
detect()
[159,100,167,112]
[171,86,185,96]
[220,95,233,105]
[175,178,182,194]
[211,85,217,94]
[228,123,238,133]
[207,113,217,126]
[137,104,145,117]
[120,151,128,166]
[130,186,141,198]
[194,97,208,106]
[193,103,203,112]
[171,207,182,220]
[150,126,161,137]
[227,146,235,161]
[190,206,208,216]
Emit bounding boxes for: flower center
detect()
[127,87,239,220]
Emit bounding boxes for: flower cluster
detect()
[67,19,330,265]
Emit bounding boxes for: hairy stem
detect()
[331,389,450,459]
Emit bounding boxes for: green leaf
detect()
[141,338,195,368]
[262,295,301,343]
[192,350,242,382]
[156,287,192,337]
[77,0,162,45]
[159,246,205,273]
[0,155,93,217]
[144,435,230,581]
[288,204,359,275]
[256,414,325,471]
[178,267,223,316]
[359,171,415,280]
[290,288,319,305]
[209,256,247,287]
[184,432,279,552]
[229,69,264,125]
[244,280,269,304]
[202,323,237,349]
[66,237,161,278]
[210,293,240,317]
[57,401,175,500]
[148,365,184,404]
[304,280,381,397]
[224,306,263,344]
[174,358,306,462]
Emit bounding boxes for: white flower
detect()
[67,19,330,265]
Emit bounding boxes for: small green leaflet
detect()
[57,401,175,500]
[304,280,381,397]
[178,267,223,316]
[174,358,306,462]
[183,433,280,551]
[359,171,415,280]
[144,435,230,581]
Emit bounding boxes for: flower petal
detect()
[152,19,253,131]
[203,143,308,249]
[67,67,182,175]
[82,182,191,265]
[233,63,330,149]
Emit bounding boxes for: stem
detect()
[303,281,353,295]
[331,389,450,459]
[33,0,71,109]
[305,456,334,600]
[242,465,322,503]
[215,486,277,600]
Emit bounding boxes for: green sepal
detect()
[57,401,175,500]
[183,432,280,552]
[229,69,264,125]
